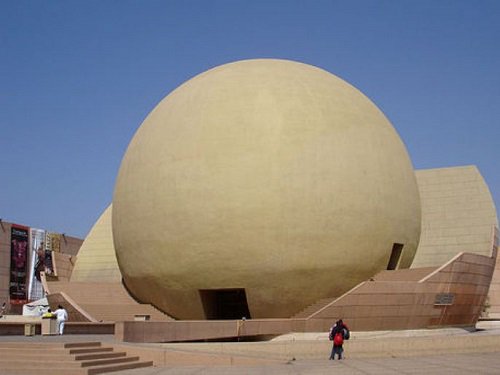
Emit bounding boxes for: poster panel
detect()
[9,225,29,302]
[48,232,61,253]
[28,228,46,301]
[43,232,54,275]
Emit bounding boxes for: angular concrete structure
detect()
[70,205,120,283]
[413,166,498,267]
[413,166,499,318]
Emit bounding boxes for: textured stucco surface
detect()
[412,166,498,268]
[71,205,121,283]
[112,59,421,319]
[487,228,500,317]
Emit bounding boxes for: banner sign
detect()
[10,225,29,302]
[46,232,61,253]
[44,232,55,274]
[29,228,46,301]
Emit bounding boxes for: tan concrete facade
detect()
[412,166,499,318]
[52,252,75,282]
[305,252,496,332]
[70,205,120,283]
[0,221,14,307]
[112,59,421,319]
[0,220,82,311]
[413,165,498,268]
[44,277,173,323]
[488,227,500,317]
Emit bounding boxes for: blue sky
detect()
[1,0,499,238]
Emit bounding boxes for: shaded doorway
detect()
[387,243,404,270]
[199,289,251,320]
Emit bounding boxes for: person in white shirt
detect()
[54,305,68,335]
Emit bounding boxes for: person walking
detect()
[54,305,68,335]
[329,319,350,360]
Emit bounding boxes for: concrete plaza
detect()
[1,321,499,374]
[115,352,500,374]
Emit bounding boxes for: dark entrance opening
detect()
[199,289,251,320]
[387,243,404,270]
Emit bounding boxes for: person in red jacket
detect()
[329,319,350,360]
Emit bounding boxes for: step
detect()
[69,347,114,354]
[80,356,140,367]
[0,351,117,361]
[0,360,82,369]
[0,353,79,361]
[0,342,64,349]
[0,341,100,351]
[87,360,154,375]
[0,339,153,375]
[0,368,87,375]
[74,351,127,361]
[293,298,334,318]
[0,357,142,370]
[65,342,102,349]
[0,348,69,355]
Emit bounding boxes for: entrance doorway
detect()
[199,289,251,320]
[387,243,404,270]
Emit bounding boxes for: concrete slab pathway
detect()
[106,352,500,374]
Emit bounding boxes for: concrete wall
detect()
[487,227,500,317]
[413,165,498,268]
[52,252,75,281]
[115,251,496,343]
[305,251,496,332]
[0,221,13,310]
[70,205,121,283]
[0,219,82,311]
[58,234,84,257]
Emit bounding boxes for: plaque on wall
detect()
[434,293,455,306]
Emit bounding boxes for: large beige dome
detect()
[112,59,421,319]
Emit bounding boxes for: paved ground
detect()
[2,320,500,374]
[113,352,500,374]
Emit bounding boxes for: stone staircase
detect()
[292,297,335,318]
[292,268,438,320]
[0,341,153,374]
[372,267,437,282]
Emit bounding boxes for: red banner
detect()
[10,225,29,302]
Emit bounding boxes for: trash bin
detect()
[24,323,35,336]
[41,317,58,335]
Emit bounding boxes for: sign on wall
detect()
[9,225,29,302]
[434,293,455,306]
[47,232,61,253]
[28,228,46,301]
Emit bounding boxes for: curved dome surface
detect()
[112,59,421,319]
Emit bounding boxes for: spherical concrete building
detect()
[112,59,421,319]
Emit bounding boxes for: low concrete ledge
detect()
[112,343,285,367]
[0,321,114,336]
[0,322,42,336]
[115,319,299,343]
[159,331,500,362]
